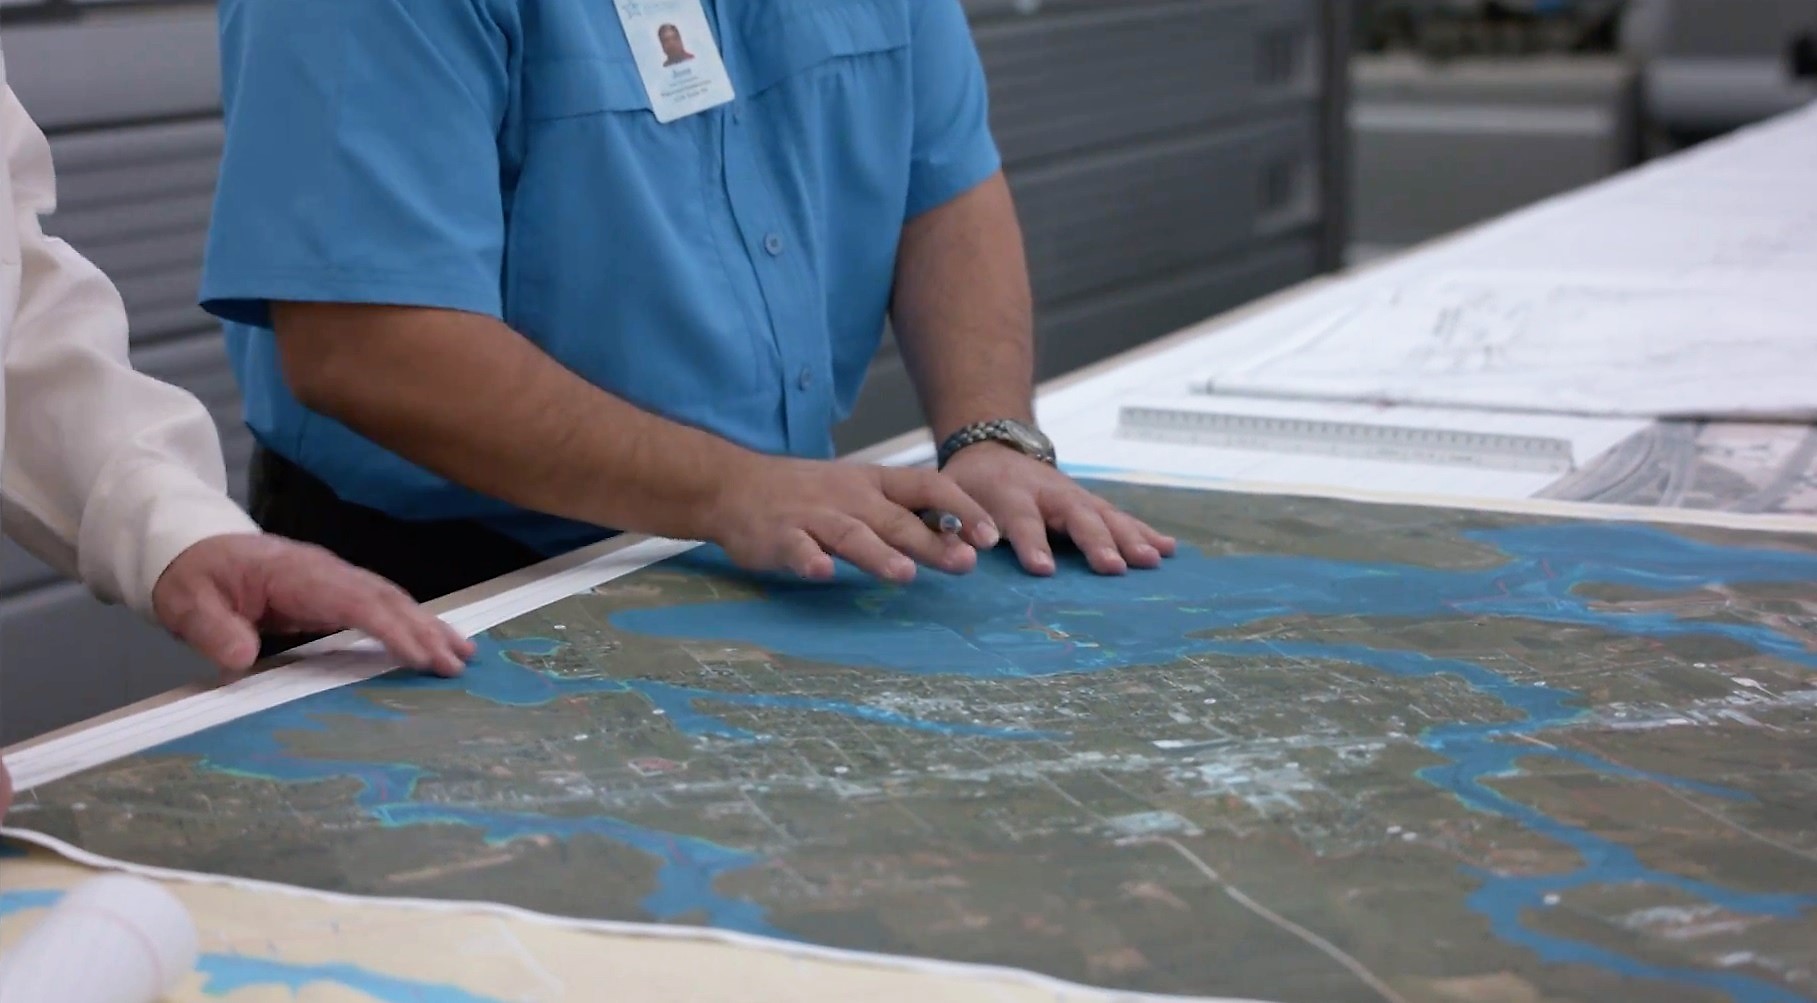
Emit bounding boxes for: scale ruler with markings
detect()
[1116,404,1578,474]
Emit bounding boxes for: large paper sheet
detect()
[1138,102,1817,421]
[1190,270,1817,420]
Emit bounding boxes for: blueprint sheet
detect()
[1190,270,1816,421]
[1173,103,1817,422]
[1018,103,1817,506]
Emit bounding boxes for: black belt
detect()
[248,446,546,654]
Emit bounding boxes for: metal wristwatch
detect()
[936,418,1057,470]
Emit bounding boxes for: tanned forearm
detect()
[890,171,1037,443]
[270,302,753,540]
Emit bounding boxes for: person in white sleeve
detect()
[0,46,475,821]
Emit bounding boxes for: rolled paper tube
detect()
[0,874,198,1003]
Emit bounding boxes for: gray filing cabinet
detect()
[0,0,1351,744]
[1348,54,1642,258]
[838,0,1351,449]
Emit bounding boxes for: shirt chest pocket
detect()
[523,58,651,123]
[737,0,911,103]
[522,1,910,122]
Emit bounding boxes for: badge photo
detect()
[613,0,736,123]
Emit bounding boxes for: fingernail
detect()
[979,522,1000,548]
[888,557,915,579]
[1137,545,1159,562]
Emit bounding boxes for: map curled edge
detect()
[1,536,704,794]
[0,825,1271,1003]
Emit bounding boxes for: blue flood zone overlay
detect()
[195,957,504,1003]
[118,517,1817,1001]
[0,890,60,916]
[1059,462,1227,486]
[605,522,1817,1003]
[152,633,1043,940]
[0,890,506,1002]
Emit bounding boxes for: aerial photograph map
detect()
[7,479,1816,1003]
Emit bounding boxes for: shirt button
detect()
[797,366,814,390]
[763,233,785,256]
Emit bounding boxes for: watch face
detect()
[1001,420,1055,458]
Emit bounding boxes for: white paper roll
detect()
[0,874,198,1003]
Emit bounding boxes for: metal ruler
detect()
[1116,404,1577,474]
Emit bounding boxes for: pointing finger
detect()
[360,610,436,673]
[871,502,977,575]
[1143,522,1178,557]
[1105,508,1166,569]
[385,592,471,677]
[879,468,997,549]
[167,587,261,678]
[780,528,837,581]
[812,513,915,584]
[319,586,436,673]
[1000,508,1054,577]
[1060,502,1127,576]
[373,581,473,675]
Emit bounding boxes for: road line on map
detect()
[0,829,1278,1003]
[1148,837,1413,1003]
[1657,788,1817,864]
[492,919,568,1000]
[1546,736,1817,866]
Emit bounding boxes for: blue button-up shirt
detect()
[200,0,1001,556]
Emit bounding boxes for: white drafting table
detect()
[1031,101,1817,509]
[4,103,1817,1003]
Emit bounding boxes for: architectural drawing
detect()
[1548,422,1817,515]
[1191,271,1817,421]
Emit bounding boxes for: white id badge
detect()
[613,0,736,123]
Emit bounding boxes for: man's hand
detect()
[152,534,475,680]
[703,456,999,583]
[942,445,1176,576]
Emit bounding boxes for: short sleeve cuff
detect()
[201,269,505,329]
[78,457,260,619]
[905,138,1003,221]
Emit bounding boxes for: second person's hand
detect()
[701,455,998,583]
[153,533,476,682]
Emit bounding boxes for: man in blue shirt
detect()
[201,0,1175,609]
